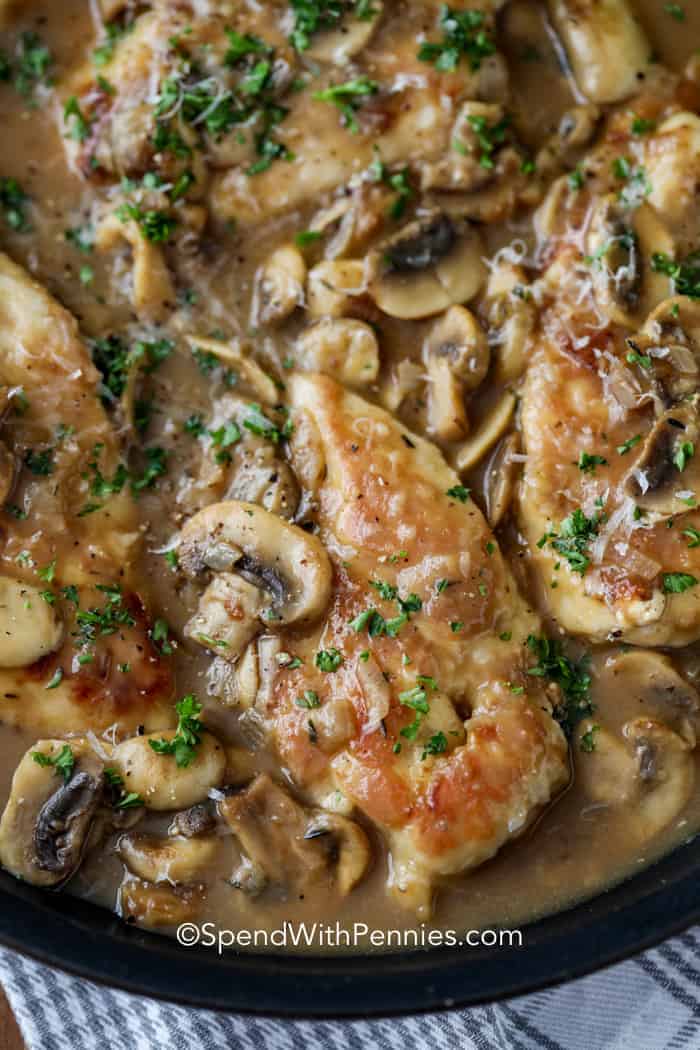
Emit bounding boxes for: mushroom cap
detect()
[623,402,700,517]
[118,831,218,884]
[112,730,226,811]
[0,576,64,668]
[0,738,104,887]
[178,500,332,626]
[424,305,490,390]
[368,213,485,320]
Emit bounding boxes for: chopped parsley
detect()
[289,0,377,52]
[579,724,600,753]
[131,446,168,492]
[0,177,30,232]
[24,447,54,476]
[116,201,177,243]
[75,584,135,651]
[32,744,75,783]
[151,618,174,656]
[526,635,593,737]
[296,689,321,709]
[104,768,143,810]
[242,403,293,444]
[446,484,470,503]
[417,6,495,72]
[662,572,698,594]
[313,76,378,133]
[682,526,700,548]
[421,731,448,760]
[315,647,343,672]
[15,32,52,98]
[149,694,204,768]
[544,508,601,575]
[64,96,92,142]
[673,440,694,473]
[466,113,509,169]
[616,434,641,455]
[651,251,700,300]
[631,116,656,136]
[577,451,607,474]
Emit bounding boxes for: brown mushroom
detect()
[253,244,307,326]
[0,739,104,887]
[623,402,700,517]
[218,773,370,897]
[368,213,485,320]
[424,306,490,440]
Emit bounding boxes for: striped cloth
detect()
[1,929,700,1049]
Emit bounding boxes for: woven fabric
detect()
[1,929,699,1049]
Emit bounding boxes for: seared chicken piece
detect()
[520,109,700,645]
[230,374,569,914]
[0,254,173,734]
[62,1,515,226]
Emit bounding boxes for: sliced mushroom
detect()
[547,0,650,103]
[631,297,700,403]
[218,773,370,897]
[185,336,278,404]
[0,577,64,668]
[302,0,383,64]
[111,730,226,811]
[184,572,267,660]
[483,261,536,382]
[577,716,694,840]
[585,199,673,328]
[119,876,202,928]
[179,500,332,631]
[0,739,104,887]
[600,650,700,743]
[484,432,521,527]
[455,390,517,473]
[295,319,380,388]
[646,113,700,233]
[623,402,700,517]
[118,831,218,884]
[303,811,371,895]
[368,213,485,320]
[169,803,217,839]
[424,306,490,441]
[306,259,366,318]
[95,214,175,323]
[226,445,300,520]
[252,244,307,327]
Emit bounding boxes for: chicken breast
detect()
[0,253,173,734]
[262,374,569,914]
[519,107,700,645]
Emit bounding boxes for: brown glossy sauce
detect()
[0,0,699,951]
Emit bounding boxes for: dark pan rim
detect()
[0,829,698,1018]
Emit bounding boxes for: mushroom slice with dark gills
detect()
[584,198,673,328]
[626,297,700,405]
[423,306,491,441]
[368,213,486,320]
[576,716,694,842]
[624,401,700,518]
[218,774,371,898]
[596,649,700,744]
[178,501,332,660]
[0,739,104,887]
